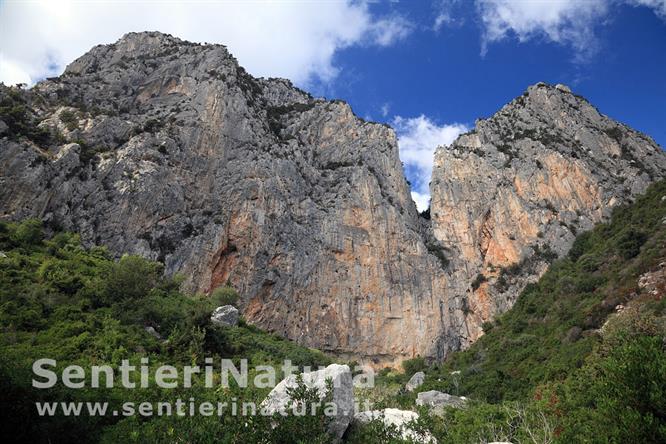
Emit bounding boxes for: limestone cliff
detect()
[0,33,664,366]
[430,82,666,345]
[0,32,452,366]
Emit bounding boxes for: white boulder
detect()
[416,390,467,409]
[354,408,436,443]
[210,305,239,327]
[260,363,353,441]
[405,371,425,392]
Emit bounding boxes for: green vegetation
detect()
[59,110,79,131]
[426,181,666,401]
[364,179,666,443]
[471,273,487,290]
[0,219,331,443]
[210,285,240,307]
[2,179,665,443]
[0,85,52,144]
[401,357,426,376]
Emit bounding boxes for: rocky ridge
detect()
[1,33,664,366]
[430,82,666,346]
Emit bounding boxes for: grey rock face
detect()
[210,305,239,327]
[261,363,353,441]
[429,82,666,351]
[0,32,450,367]
[405,371,425,392]
[353,408,436,443]
[415,390,467,409]
[0,32,664,366]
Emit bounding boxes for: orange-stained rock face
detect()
[430,82,666,346]
[1,34,664,367]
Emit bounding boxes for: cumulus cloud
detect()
[393,115,468,211]
[476,0,609,61]
[0,0,412,87]
[410,191,432,214]
[475,0,666,60]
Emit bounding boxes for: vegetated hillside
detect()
[428,178,666,402]
[0,219,333,443]
[367,179,666,443]
[0,186,664,443]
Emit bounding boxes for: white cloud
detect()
[476,0,609,60]
[0,0,412,87]
[0,55,31,86]
[381,103,390,117]
[393,115,468,211]
[475,0,666,60]
[433,0,463,31]
[410,191,432,213]
[367,15,414,46]
[434,12,454,31]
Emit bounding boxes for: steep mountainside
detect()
[430,82,666,347]
[0,32,450,366]
[1,32,664,365]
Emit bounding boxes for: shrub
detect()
[0,87,51,144]
[59,110,79,131]
[616,229,647,259]
[101,254,162,303]
[402,356,426,375]
[10,218,43,246]
[210,285,239,306]
[471,273,487,290]
[568,230,593,261]
[0,220,336,443]
[142,118,163,133]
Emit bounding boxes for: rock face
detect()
[429,81,666,349]
[1,33,664,366]
[405,371,425,392]
[0,32,449,367]
[261,363,353,440]
[354,408,435,443]
[210,305,239,327]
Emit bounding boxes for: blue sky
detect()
[1,0,665,210]
[312,1,666,209]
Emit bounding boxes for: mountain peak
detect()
[1,35,664,367]
[430,78,666,347]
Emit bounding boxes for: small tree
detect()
[210,285,239,306]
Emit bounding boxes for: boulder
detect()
[555,83,571,93]
[260,363,353,441]
[210,305,239,327]
[564,326,582,343]
[416,390,466,409]
[405,371,425,392]
[354,408,436,443]
[144,326,162,340]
